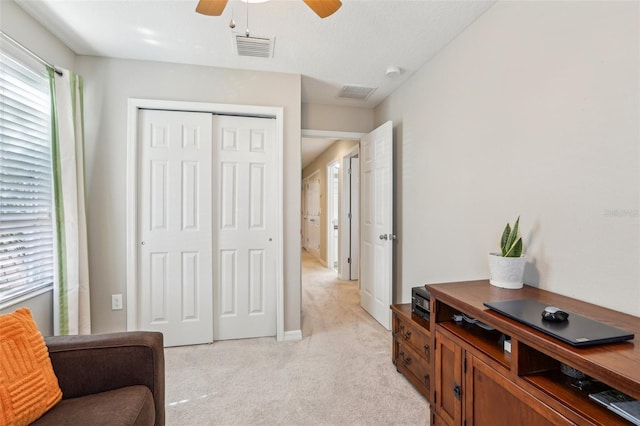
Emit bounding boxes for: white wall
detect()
[302,103,373,133]
[75,56,302,334]
[0,0,77,335]
[0,0,75,71]
[376,1,640,315]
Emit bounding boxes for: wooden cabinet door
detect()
[435,330,463,426]
[465,354,574,426]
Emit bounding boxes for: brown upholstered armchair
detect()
[32,331,165,426]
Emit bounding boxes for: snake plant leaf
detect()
[505,237,523,257]
[504,216,520,254]
[499,217,522,257]
[500,223,511,256]
[511,216,520,245]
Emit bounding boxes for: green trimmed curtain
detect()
[48,67,90,335]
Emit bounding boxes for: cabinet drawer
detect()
[397,341,431,396]
[395,315,431,364]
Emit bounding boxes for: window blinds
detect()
[0,51,54,307]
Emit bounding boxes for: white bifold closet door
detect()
[138,109,214,346]
[213,115,277,340]
[137,110,277,346]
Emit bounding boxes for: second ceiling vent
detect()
[337,85,376,100]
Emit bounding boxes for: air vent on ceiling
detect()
[234,34,274,58]
[337,85,376,100]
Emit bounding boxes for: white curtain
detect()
[49,68,91,335]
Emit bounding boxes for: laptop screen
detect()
[483,299,634,347]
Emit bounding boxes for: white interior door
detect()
[327,162,340,271]
[214,115,277,340]
[138,109,213,347]
[301,182,307,249]
[350,156,360,280]
[305,173,321,261]
[340,152,360,281]
[360,121,393,330]
[302,177,311,251]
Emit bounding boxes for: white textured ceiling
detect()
[15,0,494,109]
[13,0,494,168]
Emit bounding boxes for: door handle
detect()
[398,351,411,367]
[379,234,397,240]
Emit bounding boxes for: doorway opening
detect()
[340,148,359,281]
[327,161,340,272]
[300,135,361,337]
[301,122,393,332]
[301,171,321,263]
[300,134,360,275]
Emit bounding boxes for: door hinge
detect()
[348,168,352,175]
[347,257,351,264]
[348,212,352,219]
[464,357,467,373]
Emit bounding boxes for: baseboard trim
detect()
[283,330,302,341]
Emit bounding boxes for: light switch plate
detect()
[112,294,123,310]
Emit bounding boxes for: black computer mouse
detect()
[541,306,569,322]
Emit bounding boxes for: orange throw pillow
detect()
[0,308,62,425]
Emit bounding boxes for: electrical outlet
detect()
[111,294,123,310]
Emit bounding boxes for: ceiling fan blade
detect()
[195,0,228,16]
[302,0,342,18]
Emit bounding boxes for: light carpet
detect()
[164,251,430,425]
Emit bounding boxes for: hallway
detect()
[298,249,430,423]
[300,249,368,337]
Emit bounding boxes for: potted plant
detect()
[488,217,526,289]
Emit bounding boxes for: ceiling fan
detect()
[196,0,342,19]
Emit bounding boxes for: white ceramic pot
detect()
[488,253,526,289]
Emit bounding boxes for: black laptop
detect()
[483,299,635,347]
